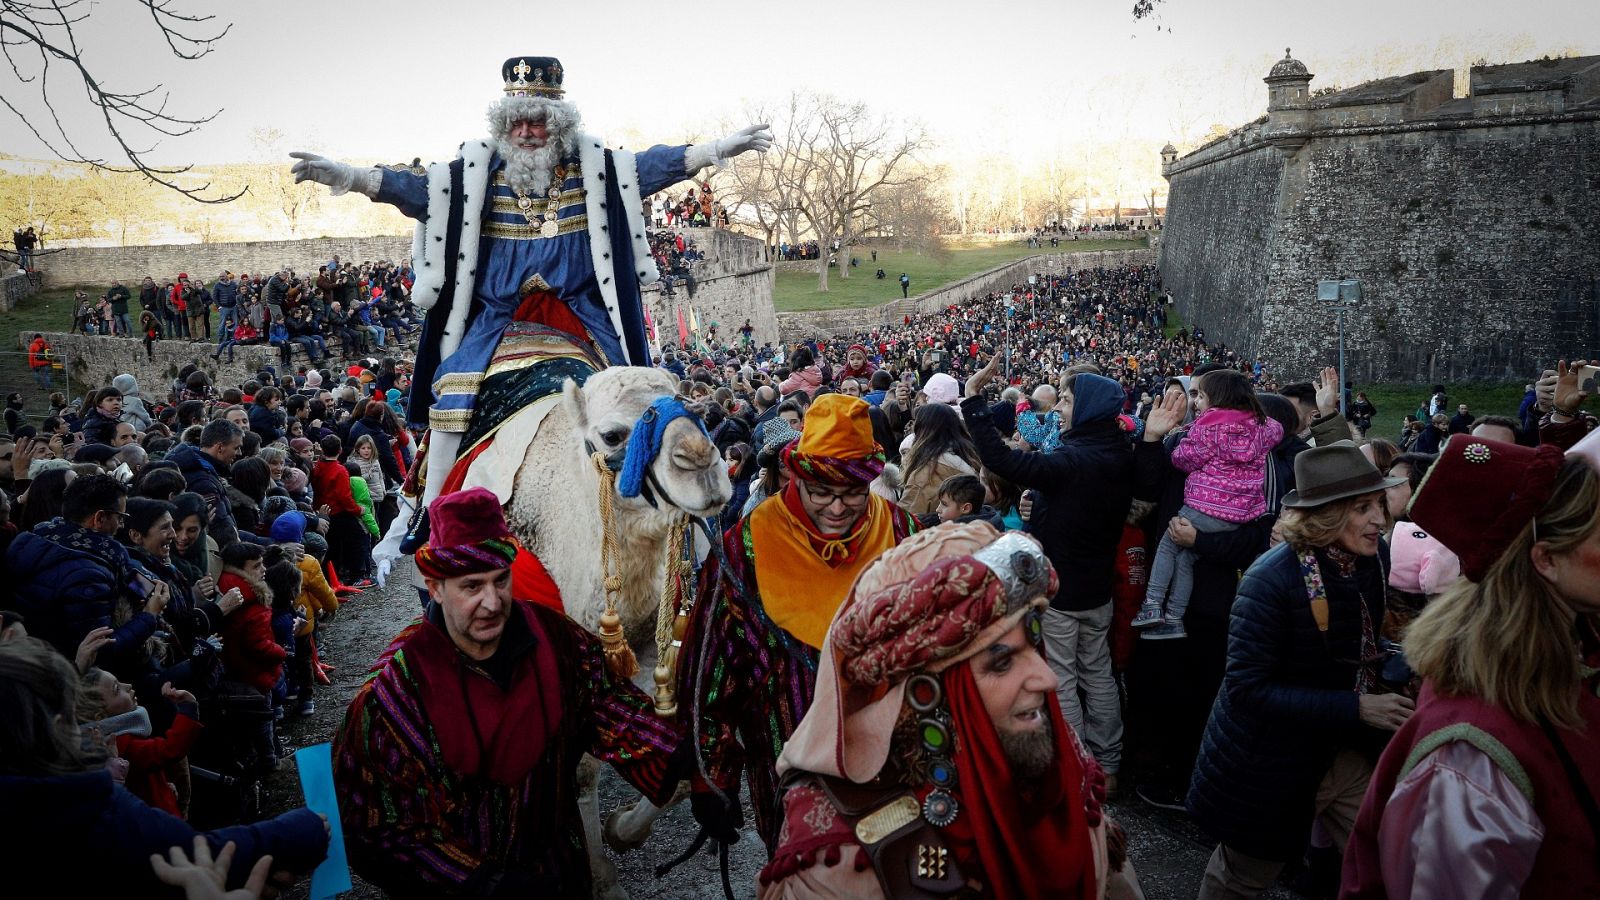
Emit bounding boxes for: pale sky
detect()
[2,0,1596,174]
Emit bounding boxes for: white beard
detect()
[497,139,563,197]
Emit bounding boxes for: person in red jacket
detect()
[312,434,372,587]
[80,668,201,816]
[27,333,52,389]
[216,541,286,695]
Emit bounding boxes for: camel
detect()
[455,362,731,900]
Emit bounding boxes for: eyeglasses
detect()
[802,484,869,508]
[101,508,128,523]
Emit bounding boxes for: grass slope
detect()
[773,238,1146,312]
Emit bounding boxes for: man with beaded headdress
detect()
[290,58,772,504]
[331,487,687,897]
[760,522,1137,899]
[676,393,920,853]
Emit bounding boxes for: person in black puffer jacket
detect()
[1188,442,1413,899]
[961,356,1134,785]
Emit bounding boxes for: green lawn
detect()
[1,285,91,416]
[1153,310,1528,442]
[1355,381,1529,445]
[773,238,1148,312]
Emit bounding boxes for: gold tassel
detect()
[599,608,638,679]
[653,609,689,717]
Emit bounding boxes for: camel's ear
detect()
[562,377,588,433]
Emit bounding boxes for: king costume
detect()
[291,57,771,493]
[677,394,918,852]
[332,488,683,898]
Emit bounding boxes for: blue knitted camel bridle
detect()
[617,396,709,500]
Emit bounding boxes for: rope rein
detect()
[591,451,639,680]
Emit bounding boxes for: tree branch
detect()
[0,0,240,202]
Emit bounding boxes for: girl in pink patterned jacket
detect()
[1133,369,1283,637]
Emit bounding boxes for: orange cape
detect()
[748,492,898,650]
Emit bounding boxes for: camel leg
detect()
[605,779,691,850]
[578,755,628,900]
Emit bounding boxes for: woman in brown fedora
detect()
[1187,441,1412,899]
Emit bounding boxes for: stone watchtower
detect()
[1262,48,1314,155]
[1159,142,1178,177]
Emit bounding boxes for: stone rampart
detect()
[36,235,413,287]
[2,271,42,312]
[1157,145,1284,360]
[20,332,325,398]
[642,227,777,349]
[1160,53,1600,382]
[777,248,1155,341]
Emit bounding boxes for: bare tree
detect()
[82,168,162,246]
[251,128,320,236]
[0,0,240,202]
[778,93,928,292]
[719,104,796,257]
[863,167,948,259]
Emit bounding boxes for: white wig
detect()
[487,95,583,157]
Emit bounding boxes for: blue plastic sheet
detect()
[296,742,353,899]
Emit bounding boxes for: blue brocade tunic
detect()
[374,145,686,421]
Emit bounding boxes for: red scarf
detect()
[940,664,1096,900]
[407,602,563,786]
[778,479,882,566]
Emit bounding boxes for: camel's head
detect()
[562,367,731,519]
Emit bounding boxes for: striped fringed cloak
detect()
[333,600,680,898]
[677,499,917,854]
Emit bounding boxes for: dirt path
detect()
[265,559,1301,900]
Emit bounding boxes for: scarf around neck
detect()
[747,483,898,650]
[941,663,1098,900]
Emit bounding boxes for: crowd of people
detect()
[3,255,1597,898]
[644,261,1599,898]
[0,354,421,893]
[67,258,423,365]
[649,181,729,229]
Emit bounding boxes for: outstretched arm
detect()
[636,123,774,197]
[290,152,429,221]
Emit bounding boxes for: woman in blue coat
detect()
[1187,442,1414,898]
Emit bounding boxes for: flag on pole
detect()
[676,307,689,345]
[688,305,701,336]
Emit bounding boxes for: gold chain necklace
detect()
[511,164,567,238]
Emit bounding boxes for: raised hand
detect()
[719,123,774,157]
[161,681,197,707]
[75,626,114,671]
[1143,393,1186,442]
[963,354,1001,400]
[1554,359,1598,416]
[1315,366,1341,416]
[289,151,359,195]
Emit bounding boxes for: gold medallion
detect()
[540,219,560,238]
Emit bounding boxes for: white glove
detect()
[370,495,414,588]
[686,123,774,173]
[289,151,375,197]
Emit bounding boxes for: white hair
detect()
[487,95,583,198]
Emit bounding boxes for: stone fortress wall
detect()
[21,227,779,390]
[1159,52,1600,382]
[36,236,415,287]
[641,227,778,349]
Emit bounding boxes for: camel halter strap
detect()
[592,451,639,680]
